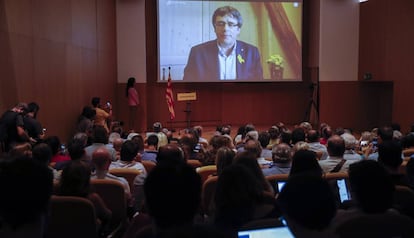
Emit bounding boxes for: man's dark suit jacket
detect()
[183,40,263,81]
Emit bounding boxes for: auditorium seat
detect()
[109,168,140,194]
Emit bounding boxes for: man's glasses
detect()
[214,21,239,28]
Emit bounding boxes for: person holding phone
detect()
[183,6,263,81]
[91,97,112,133]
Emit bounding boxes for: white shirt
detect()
[218,43,237,80]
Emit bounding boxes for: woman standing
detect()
[126,77,139,132]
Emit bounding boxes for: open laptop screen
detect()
[238,226,294,238]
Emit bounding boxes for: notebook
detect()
[238,226,294,238]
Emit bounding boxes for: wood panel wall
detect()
[0,0,117,142]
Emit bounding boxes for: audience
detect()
[307,129,328,160]
[262,143,292,176]
[319,135,357,173]
[141,134,158,163]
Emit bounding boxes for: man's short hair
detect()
[147,134,159,147]
[212,6,243,28]
[120,140,139,162]
[327,135,345,157]
[91,97,100,107]
[307,130,320,143]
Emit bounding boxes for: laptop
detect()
[238,226,294,238]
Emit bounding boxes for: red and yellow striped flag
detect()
[165,68,175,120]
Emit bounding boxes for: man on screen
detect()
[183,6,263,81]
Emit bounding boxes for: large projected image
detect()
[158,0,303,82]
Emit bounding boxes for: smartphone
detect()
[106,101,111,107]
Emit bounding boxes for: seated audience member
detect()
[319,135,357,173]
[44,136,70,164]
[146,122,168,148]
[258,131,272,159]
[91,147,131,202]
[266,126,280,149]
[377,140,407,186]
[291,141,310,155]
[279,129,292,145]
[299,121,313,134]
[243,139,272,168]
[307,129,328,160]
[141,134,158,163]
[179,129,205,162]
[234,151,274,194]
[277,175,338,238]
[320,126,333,145]
[84,125,116,161]
[108,132,121,149]
[215,146,236,176]
[32,143,60,181]
[332,160,399,228]
[291,127,306,145]
[214,164,276,236]
[143,163,203,236]
[112,137,123,161]
[341,132,362,161]
[156,144,186,166]
[204,135,233,166]
[289,150,323,178]
[262,143,292,176]
[194,125,209,146]
[54,138,91,171]
[366,126,394,161]
[59,160,112,229]
[110,140,147,211]
[0,156,53,238]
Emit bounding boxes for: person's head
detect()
[126,77,136,95]
[234,151,268,192]
[91,97,100,107]
[348,160,394,213]
[144,163,201,229]
[0,156,53,230]
[92,125,108,144]
[153,122,162,133]
[291,141,310,155]
[193,125,203,137]
[147,134,159,149]
[215,146,236,176]
[307,130,320,143]
[291,127,306,145]
[402,133,414,149]
[290,150,322,177]
[221,125,231,136]
[113,138,124,152]
[327,135,345,157]
[120,140,139,162]
[12,102,28,115]
[67,139,86,160]
[378,126,394,142]
[340,132,357,150]
[280,129,292,144]
[214,164,263,230]
[277,175,337,232]
[44,136,61,155]
[272,143,292,163]
[299,121,312,134]
[92,147,111,171]
[80,105,96,120]
[378,140,403,171]
[268,126,280,140]
[212,6,242,48]
[258,131,271,149]
[27,102,40,118]
[243,139,262,158]
[32,143,53,165]
[321,126,333,140]
[108,132,121,144]
[156,144,185,165]
[73,132,89,147]
[59,161,91,197]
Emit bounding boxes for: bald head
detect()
[272,143,292,162]
[327,135,345,157]
[92,147,111,170]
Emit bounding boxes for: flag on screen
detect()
[165,68,175,120]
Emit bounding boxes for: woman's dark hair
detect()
[44,136,61,155]
[27,102,40,118]
[126,77,136,97]
[59,161,91,198]
[79,106,96,122]
[215,147,236,176]
[290,150,323,178]
[233,151,270,193]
